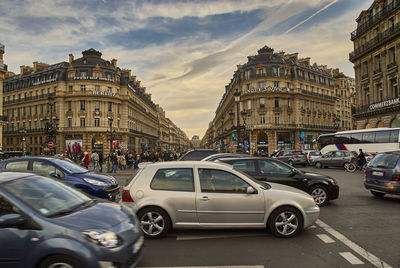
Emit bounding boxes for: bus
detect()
[316,128,400,154]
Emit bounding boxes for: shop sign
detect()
[243,86,289,95]
[93,89,115,97]
[369,98,400,110]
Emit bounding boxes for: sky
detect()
[0,0,374,140]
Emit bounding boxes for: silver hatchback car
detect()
[121,161,319,238]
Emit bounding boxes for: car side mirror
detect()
[0,214,26,228]
[246,186,257,194]
[289,169,297,176]
[49,172,60,179]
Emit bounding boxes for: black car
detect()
[217,157,339,206]
[179,149,219,161]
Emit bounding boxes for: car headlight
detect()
[82,230,122,248]
[329,178,338,185]
[83,178,108,186]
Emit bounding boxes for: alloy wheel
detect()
[274,211,299,236]
[311,187,327,206]
[140,211,165,237]
[48,264,74,268]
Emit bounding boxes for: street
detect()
[113,166,400,268]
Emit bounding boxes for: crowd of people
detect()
[70,150,185,173]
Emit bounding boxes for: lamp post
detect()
[45,94,58,155]
[19,127,27,156]
[108,117,114,154]
[234,89,241,152]
[241,109,248,152]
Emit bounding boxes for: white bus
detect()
[316,128,400,154]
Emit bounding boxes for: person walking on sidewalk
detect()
[111,153,118,173]
[91,151,99,172]
[98,152,103,173]
[83,152,90,169]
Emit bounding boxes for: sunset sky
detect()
[0,0,373,139]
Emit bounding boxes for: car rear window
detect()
[368,153,400,169]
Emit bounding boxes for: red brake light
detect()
[392,174,400,181]
[293,155,298,158]
[122,189,134,202]
[308,154,311,159]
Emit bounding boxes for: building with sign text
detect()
[350,0,400,129]
[2,48,189,156]
[203,46,338,155]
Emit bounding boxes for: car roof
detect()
[140,161,235,170]
[2,157,57,162]
[201,153,249,161]
[0,171,38,184]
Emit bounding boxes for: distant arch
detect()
[376,121,385,128]
[365,122,372,129]
[391,118,400,128]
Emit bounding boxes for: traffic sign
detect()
[48,141,53,148]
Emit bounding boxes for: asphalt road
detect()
[114,166,400,268]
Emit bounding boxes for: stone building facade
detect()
[3,48,189,156]
[350,0,400,129]
[0,44,6,151]
[204,46,338,155]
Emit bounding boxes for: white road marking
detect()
[339,252,365,265]
[316,234,335,243]
[308,225,317,229]
[139,266,265,268]
[316,220,392,268]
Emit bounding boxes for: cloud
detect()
[0,0,375,140]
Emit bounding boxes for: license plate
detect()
[372,171,383,176]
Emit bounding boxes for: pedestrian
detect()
[98,152,103,173]
[91,151,99,172]
[121,153,126,170]
[83,152,90,169]
[111,153,118,173]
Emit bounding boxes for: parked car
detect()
[201,153,249,162]
[217,157,339,206]
[273,150,308,166]
[364,151,400,198]
[179,149,219,161]
[311,150,357,169]
[0,157,120,201]
[121,161,320,238]
[0,172,144,268]
[303,150,322,165]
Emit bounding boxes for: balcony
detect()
[350,22,400,62]
[0,115,7,122]
[351,0,400,40]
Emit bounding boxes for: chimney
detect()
[69,54,74,64]
[122,69,131,77]
[111,58,117,68]
[33,61,49,72]
[131,75,136,82]
[20,65,33,75]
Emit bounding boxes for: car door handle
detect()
[199,196,209,201]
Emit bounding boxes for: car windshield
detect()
[3,175,94,218]
[52,159,88,174]
[368,153,399,169]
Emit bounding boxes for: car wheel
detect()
[39,255,82,268]
[315,162,322,168]
[288,160,294,166]
[310,185,328,207]
[370,191,386,198]
[268,206,303,238]
[137,207,171,238]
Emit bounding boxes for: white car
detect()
[121,161,320,238]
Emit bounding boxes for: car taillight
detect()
[308,154,311,159]
[293,155,298,158]
[392,174,400,181]
[122,189,134,202]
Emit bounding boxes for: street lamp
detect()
[44,94,59,155]
[234,89,241,152]
[108,117,114,154]
[19,127,27,156]
[241,109,248,151]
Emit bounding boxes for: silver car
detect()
[121,161,319,238]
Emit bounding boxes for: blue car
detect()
[0,157,120,201]
[0,172,144,268]
[365,151,400,197]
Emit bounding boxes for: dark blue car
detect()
[365,151,400,197]
[0,157,119,201]
[0,172,144,268]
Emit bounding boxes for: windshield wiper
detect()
[49,200,97,217]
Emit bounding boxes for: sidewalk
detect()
[86,164,138,186]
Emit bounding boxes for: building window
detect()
[80,85,86,93]
[247,100,251,110]
[95,85,100,92]
[80,100,85,111]
[117,119,120,128]
[377,83,383,102]
[391,78,398,98]
[374,54,381,72]
[274,81,279,87]
[80,118,85,127]
[275,113,280,124]
[244,70,251,80]
[288,114,292,123]
[288,99,291,107]
[108,102,112,112]
[362,61,368,76]
[388,47,396,66]
[68,101,72,111]
[81,72,86,78]
[68,85,73,92]
[257,69,264,76]
[260,98,265,108]
[40,104,43,114]
[94,118,100,127]
[117,104,120,113]
[94,101,100,110]
[258,82,264,88]
[68,118,72,128]
[259,114,265,124]
[275,98,279,108]
[365,88,370,104]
